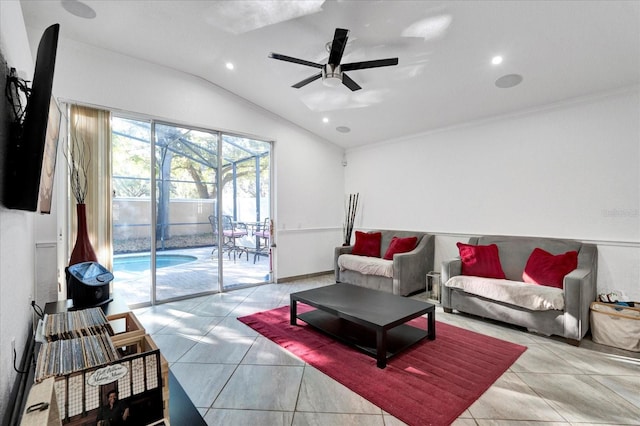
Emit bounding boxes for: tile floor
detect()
[132,274,640,425]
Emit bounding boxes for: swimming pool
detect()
[113,254,198,273]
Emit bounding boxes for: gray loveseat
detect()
[441,235,598,343]
[335,230,434,296]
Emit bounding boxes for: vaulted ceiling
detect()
[20,0,640,149]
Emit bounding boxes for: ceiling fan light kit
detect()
[322,64,342,87]
[269,28,398,91]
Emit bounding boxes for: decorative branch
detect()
[64,114,91,204]
[343,192,359,245]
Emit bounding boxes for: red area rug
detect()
[238,305,527,426]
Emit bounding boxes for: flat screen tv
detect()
[3,23,60,212]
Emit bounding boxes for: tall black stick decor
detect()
[343,193,359,246]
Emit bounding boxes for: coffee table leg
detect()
[376,330,387,368]
[290,298,297,326]
[427,310,436,340]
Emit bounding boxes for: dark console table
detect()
[290,283,435,368]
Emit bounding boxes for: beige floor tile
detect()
[517,373,640,424]
[189,301,240,317]
[296,366,381,414]
[468,372,564,422]
[475,421,569,425]
[213,364,304,411]
[150,333,200,363]
[179,334,255,364]
[542,340,640,376]
[241,335,304,366]
[591,374,640,408]
[509,344,582,374]
[204,408,294,426]
[156,313,224,335]
[451,419,481,426]
[170,362,237,408]
[292,412,385,426]
[208,315,259,337]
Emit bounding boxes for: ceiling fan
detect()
[268,28,399,91]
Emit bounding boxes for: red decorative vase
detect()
[69,203,98,266]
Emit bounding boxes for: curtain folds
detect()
[68,104,113,270]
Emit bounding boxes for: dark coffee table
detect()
[290,283,435,368]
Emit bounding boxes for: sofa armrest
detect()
[563,268,597,342]
[562,243,598,341]
[441,258,462,283]
[335,245,353,282]
[441,258,461,309]
[392,234,434,295]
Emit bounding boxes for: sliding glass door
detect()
[110,116,271,306]
[219,133,271,290]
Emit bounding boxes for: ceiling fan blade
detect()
[292,72,323,88]
[328,28,349,65]
[342,73,362,91]
[269,53,324,69]
[341,58,399,71]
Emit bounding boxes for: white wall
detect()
[345,88,640,300]
[43,34,346,280]
[0,1,37,419]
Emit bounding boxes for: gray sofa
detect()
[441,235,598,344]
[335,230,434,296]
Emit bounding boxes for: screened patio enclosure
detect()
[111,116,271,306]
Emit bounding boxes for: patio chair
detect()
[209,215,249,261]
[209,214,220,255]
[253,217,270,263]
[222,215,249,261]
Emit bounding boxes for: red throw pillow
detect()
[351,231,382,257]
[457,242,506,279]
[383,236,418,260]
[523,248,578,289]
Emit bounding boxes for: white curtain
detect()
[67,104,113,270]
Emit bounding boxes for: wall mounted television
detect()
[2,23,60,213]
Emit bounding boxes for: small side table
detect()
[426,271,441,303]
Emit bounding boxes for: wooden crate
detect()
[112,333,169,420]
[107,311,145,341]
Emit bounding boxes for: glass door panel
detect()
[154,123,219,301]
[111,117,153,306]
[220,134,271,290]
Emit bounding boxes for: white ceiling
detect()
[19,0,640,149]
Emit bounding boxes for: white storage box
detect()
[590,302,640,352]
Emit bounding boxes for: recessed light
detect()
[491,56,503,65]
[495,74,523,88]
[225,62,235,70]
[322,117,329,124]
[336,126,351,133]
[61,0,96,19]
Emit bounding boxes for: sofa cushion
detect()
[523,248,578,289]
[457,242,506,279]
[472,236,583,281]
[383,236,418,260]
[444,275,565,311]
[352,231,382,257]
[338,254,394,278]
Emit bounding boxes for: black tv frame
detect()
[3,23,60,212]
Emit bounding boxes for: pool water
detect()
[113,254,197,272]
